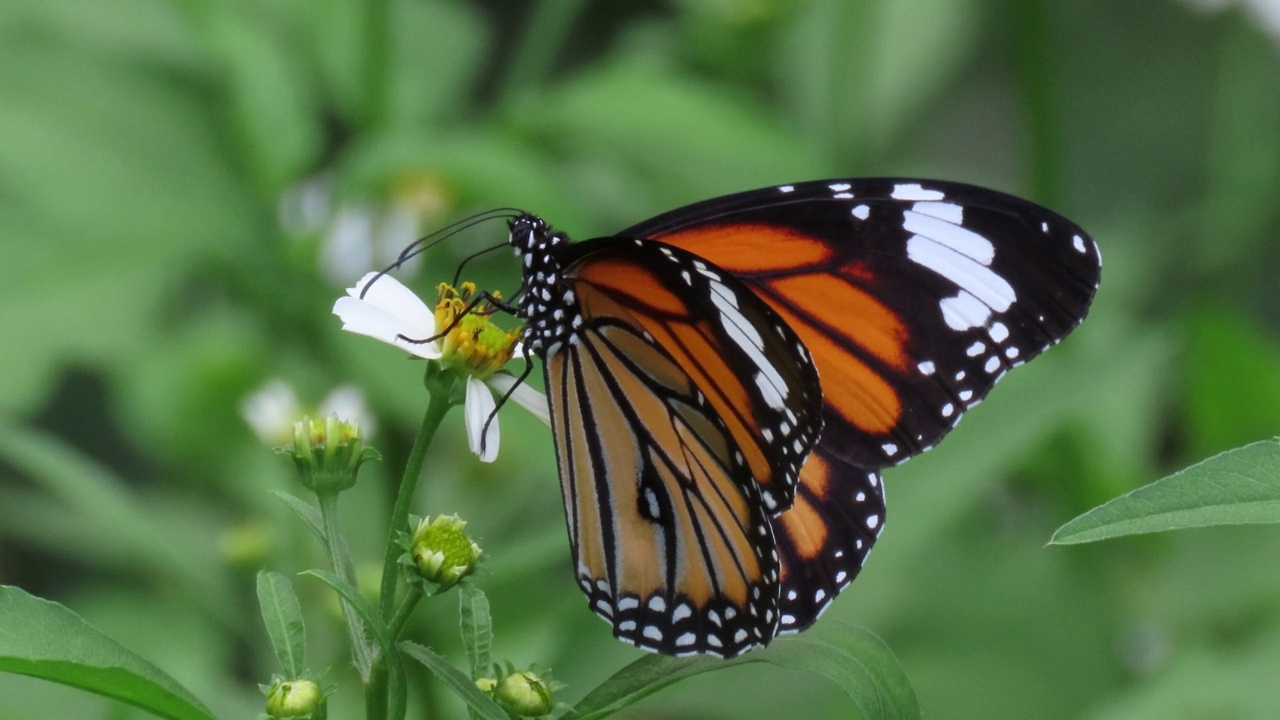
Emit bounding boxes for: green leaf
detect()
[458,584,493,680]
[301,569,406,720]
[398,642,509,720]
[1052,439,1280,545]
[564,622,919,720]
[0,585,215,720]
[257,571,307,678]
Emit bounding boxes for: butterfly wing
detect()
[542,237,824,656]
[623,177,1101,631]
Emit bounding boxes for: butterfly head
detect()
[507,214,578,355]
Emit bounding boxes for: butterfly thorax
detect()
[508,214,580,355]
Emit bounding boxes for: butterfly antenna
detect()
[357,207,523,299]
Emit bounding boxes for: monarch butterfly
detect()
[504,178,1100,658]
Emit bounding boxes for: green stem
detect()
[366,385,454,720]
[378,390,454,621]
[389,585,426,640]
[317,492,375,679]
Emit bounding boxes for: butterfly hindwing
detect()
[535,236,825,657]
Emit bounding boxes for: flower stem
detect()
[389,585,426,640]
[367,374,455,720]
[379,389,454,621]
[317,491,375,679]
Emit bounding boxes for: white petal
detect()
[465,376,499,463]
[333,273,441,359]
[486,373,550,427]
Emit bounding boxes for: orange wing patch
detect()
[658,223,833,273]
[767,272,909,371]
[776,453,832,569]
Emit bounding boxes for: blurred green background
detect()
[3,0,1280,718]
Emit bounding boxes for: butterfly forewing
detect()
[622,178,1100,630]
[625,178,1101,470]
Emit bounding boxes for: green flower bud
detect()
[280,414,379,497]
[265,679,324,719]
[409,515,481,591]
[493,670,554,717]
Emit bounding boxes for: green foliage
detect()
[257,572,307,680]
[1053,439,1280,545]
[399,643,508,720]
[564,623,919,720]
[2,0,1280,717]
[0,586,215,720]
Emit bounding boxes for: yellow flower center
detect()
[434,282,521,379]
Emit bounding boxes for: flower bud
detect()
[409,515,481,591]
[493,670,554,717]
[280,414,379,497]
[265,678,324,719]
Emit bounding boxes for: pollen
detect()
[434,282,521,379]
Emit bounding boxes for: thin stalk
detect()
[317,492,375,679]
[366,387,454,719]
[378,390,454,621]
[389,585,426,640]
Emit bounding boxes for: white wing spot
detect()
[778,185,795,193]
[918,360,936,375]
[966,340,986,357]
[988,322,1009,343]
[1041,221,1050,233]
[643,625,663,641]
[909,236,1015,311]
[940,290,993,331]
[891,182,945,200]
[984,356,1001,373]
[941,402,955,418]
[912,201,964,224]
[851,204,871,220]
[1005,346,1020,359]
[829,182,852,191]
[866,514,880,530]
[648,596,667,613]
[959,389,974,402]
[1073,234,1087,253]
[676,632,697,647]
[881,442,898,456]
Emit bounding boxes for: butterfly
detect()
[503,178,1100,658]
